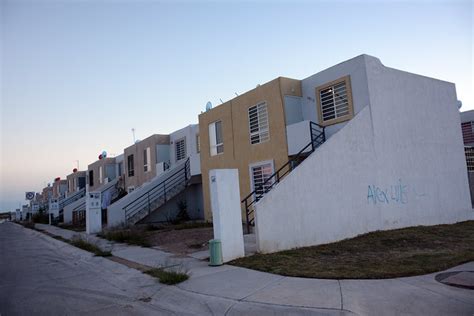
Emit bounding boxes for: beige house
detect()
[52,179,68,199]
[41,185,53,206]
[124,134,170,191]
[66,170,86,195]
[199,77,303,221]
[87,157,120,192]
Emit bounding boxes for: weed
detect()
[144,268,189,285]
[231,220,474,279]
[70,236,112,257]
[99,226,151,247]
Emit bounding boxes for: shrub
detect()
[70,236,112,257]
[32,210,49,224]
[99,226,151,247]
[144,268,189,285]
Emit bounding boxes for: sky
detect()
[0,0,472,211]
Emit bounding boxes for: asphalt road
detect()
[0,222,340,316]
[0,222,170,315]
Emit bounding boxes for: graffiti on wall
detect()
[367,179,419,205]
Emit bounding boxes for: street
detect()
[0,222,339,315]
[0,222,169,315]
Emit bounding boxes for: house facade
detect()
[107,124,203,227]
[250,55,472,252]
[87,156,122,192]
[199,78,302,221]
[52,179,68,199]
[66,170,86,195]
[124,134,170,192]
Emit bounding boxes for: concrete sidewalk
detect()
[35,223,474,315]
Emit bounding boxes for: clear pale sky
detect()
[1,0,472,211]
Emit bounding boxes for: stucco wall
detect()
[63,197,84,224]
[124,134,170,189]
[255,57,473,253]
[87,157,116,191]
[300,54,370,139]
[139,183,204,223]
[199,77,301,221]
[66,171,86,194]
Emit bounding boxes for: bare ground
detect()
[146,227,213,255]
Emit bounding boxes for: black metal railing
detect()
[59,188,86,210]
[242,121,325,233]
[123,158,190,222]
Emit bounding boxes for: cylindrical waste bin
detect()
[209,239,223,266]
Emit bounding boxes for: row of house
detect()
[23,54,473,252]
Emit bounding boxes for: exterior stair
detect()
[242,121,326,233]
[123,158,190,225]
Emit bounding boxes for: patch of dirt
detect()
[146,227,213,255]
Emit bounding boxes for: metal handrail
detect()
[59,188,86,209]
[242,121,325,233]
[124,158,190,221]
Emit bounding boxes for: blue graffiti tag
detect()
[367,179,408,205]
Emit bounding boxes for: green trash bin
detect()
[209,239,223,266]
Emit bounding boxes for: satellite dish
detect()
[205,101,213,112]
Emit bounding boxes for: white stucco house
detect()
[247,54,473,253]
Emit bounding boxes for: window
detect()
[209,121,223,156]
[118,162,123,176]
[127,154,134,177]
[465,147,474,172]
[99,166,103,184]
[316,76,353,125]
[143,147,151,172]
[250,161,274,200]
[196,134,200,153]
[175,138,186,162]
[89,170,94,187]
[461,121,474,145]
[248,102,269,144]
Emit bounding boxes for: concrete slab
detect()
[341,278,474,316]
[112,246,175,268]
[440,271,474,289]
[150,285,235,315]
[188,250,209,260]
[245,277,342,310]
[399,273,474,305]
[228,300,350,316]
[244,233,257,255]
[186,261,239,279]
[178,266,284,300]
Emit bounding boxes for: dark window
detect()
[78,176,86,189]
[128,154,135,177]
[89,170,94,187]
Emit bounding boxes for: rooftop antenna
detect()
[131,128,136,143]
[234,92,239,97]
[219,98,224,104]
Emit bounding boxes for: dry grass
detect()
[144,268,189,285]
[231,221,474,279]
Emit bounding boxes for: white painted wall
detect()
[169,124,201,176]
[255,56,473,253]
[210,169,245,262]
[286,120,312,155]
[63,197,84,224]
[86,191,102,234]
[107,159,188,227]
[301,54,371,139]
